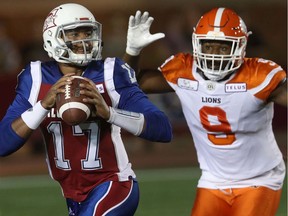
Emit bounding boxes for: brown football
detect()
[56,76,93,125]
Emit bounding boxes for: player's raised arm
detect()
[123,11,164,71]
[123,10,172,93]
[125,11,165,55]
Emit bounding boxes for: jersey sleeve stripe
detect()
[103,57,131,175]
[249,66,286,100]
[29,61,42,105]
[104,58,119,107]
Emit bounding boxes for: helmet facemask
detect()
[52,21,102,66]
[192,34,247,81]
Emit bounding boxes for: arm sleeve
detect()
[119,87,172,142]
[113,58,172,142]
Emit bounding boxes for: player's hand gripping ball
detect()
[56,76,93,125]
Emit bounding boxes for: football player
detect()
[124,8,287,216]
[0,3,172,216]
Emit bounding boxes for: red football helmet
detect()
[192,7,252,80]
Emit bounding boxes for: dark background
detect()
[0,0,286,176]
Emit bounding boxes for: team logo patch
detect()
[225,83,247,93]
[177,78,198,90]
[206,82,216,91]
[43,8,59,32]
[96,84,105,93]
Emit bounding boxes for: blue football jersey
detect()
[0,57,172,202]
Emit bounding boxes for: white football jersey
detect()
[160,53,286,189]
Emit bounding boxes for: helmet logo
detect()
[43,8,59,32]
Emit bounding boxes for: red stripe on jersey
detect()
[94,180,133,215]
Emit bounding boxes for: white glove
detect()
[126,10,165,56]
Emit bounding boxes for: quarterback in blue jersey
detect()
[0,3,172,216]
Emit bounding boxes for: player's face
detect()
[201,41,231,55]
[63,27,94,54]
[201,40,232,70]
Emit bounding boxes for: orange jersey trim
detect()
[229,58,286,100]
[160,53,195,84]
[160,54,286,101]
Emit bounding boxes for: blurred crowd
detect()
[0,23,22,74]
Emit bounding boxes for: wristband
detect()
[107,107,144,136]
[21,101,49,130]
[126,46,141,56]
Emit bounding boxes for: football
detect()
[56,76,93,125]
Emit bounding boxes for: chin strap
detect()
[107,107,145,136]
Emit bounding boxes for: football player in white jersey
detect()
[124,8,287,216]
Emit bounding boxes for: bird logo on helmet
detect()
[43,3,103,66]
[43,8,59,32]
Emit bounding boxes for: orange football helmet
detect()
[192,7,252,80]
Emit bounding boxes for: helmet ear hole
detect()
[47,41,52,47]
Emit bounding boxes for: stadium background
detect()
[0,0,286,215]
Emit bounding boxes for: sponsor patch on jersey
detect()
[96,84,105,93]
[206,82,216,91]
[177,78,198,90]
[225,83,247,93]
